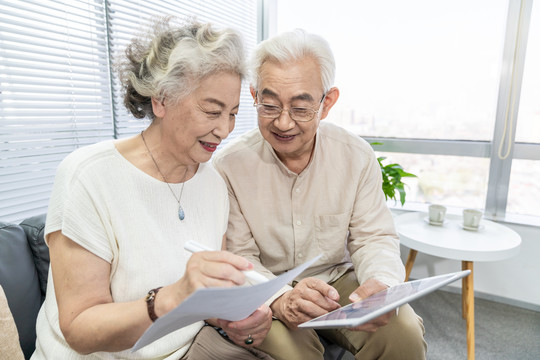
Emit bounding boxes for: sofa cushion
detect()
[0,221,42,359]
[20,214,49,300]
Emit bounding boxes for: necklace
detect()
[141,131,188,220]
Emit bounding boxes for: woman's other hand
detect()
[216,305,272,348]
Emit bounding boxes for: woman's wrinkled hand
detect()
[216,305,273,348]
[168,250,254,309]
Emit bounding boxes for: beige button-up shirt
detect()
[213,122,404,303]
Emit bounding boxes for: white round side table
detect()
[394,212,521,360]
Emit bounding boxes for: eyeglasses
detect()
[253,93,326,122]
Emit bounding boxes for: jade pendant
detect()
[178,205,185,220]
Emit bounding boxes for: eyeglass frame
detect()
[252,92,327,122]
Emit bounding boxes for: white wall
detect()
[393,210,540,311]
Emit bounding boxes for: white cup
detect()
[463,209,482,229]
[428,204,446,225]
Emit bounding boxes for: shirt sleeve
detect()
[45,152,114,263]
[347,148,405,287]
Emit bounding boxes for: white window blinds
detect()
[0,0,258,222]
[0,0,113,221]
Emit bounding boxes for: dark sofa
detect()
[0,214,48,359]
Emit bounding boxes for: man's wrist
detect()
[269,291,289,321]
[269,296,281,318]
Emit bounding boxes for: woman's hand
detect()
[215,305,273,348]
[159,250,255,316]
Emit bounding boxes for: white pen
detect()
[184,240,269,284]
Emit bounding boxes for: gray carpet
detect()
[340,290,540,359]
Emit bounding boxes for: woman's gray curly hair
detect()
[115,16,246,120]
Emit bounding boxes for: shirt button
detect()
[296,220,302,226]
[295,188,300,193]
[298,253,303,258]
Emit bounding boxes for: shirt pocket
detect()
[314,211,351,261]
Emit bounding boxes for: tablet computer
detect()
[298,270,470,329]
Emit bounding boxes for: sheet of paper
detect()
[132,254,321,352]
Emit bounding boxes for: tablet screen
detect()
[298,270,470,329]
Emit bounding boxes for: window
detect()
[0,0,258,222]
[271,0,540,224]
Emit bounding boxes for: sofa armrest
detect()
[20,214,49,300]
[0,221,42,359]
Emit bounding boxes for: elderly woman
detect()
[31,17,272,360]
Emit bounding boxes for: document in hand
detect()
[132,254,322,352]
[298,270,470,329]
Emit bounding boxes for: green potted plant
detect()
[371,142,416,206]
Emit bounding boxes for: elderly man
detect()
[213,29,426,360]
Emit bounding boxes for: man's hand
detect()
[348,278,396,332]
[216,305,272,348]
[271,277,341,329]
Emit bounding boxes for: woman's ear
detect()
[151,97,166,118]
[319,87,340,120]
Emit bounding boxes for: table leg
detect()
[462,261,475,360]
[461,262,467,318]
[404,249,417,281]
